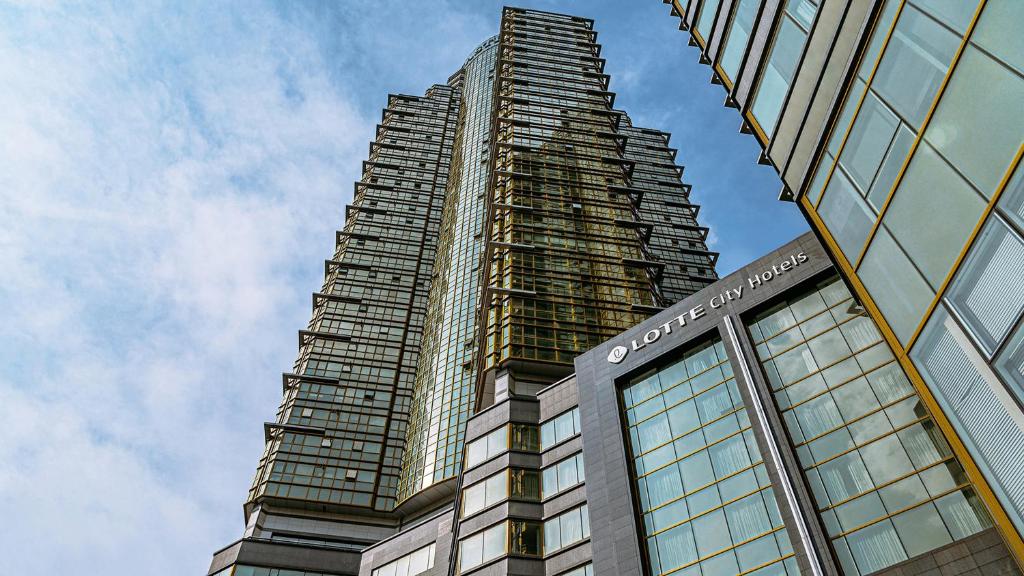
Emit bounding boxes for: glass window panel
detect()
[879,474,929,512]
[638,413,672,453]
[692,508,732,557]
[845,519,908,574]
[912,307,1024,531]
[891,503,952,557]
[840,316,882,353]
[871,4,959,129]
[726,492,773,542]
[697,385,733,423]
[557,457,579,489]
[839,91,900,193]
[819,168,875,264]
[679,449,716,493]
[898,422,949,469]
[866,123,914,211]
[807,327,853,367]
[543,517,560,552]
[832,377,880,422]
[751,16,809,134]
[735,533,781,572]
[858,227,934,344]
[647,464,685,508]
[995,320,1024,404]
[926,47,1024,198]
[774,344,818,385]
[864,362,913,403]
[972,0,1023,75]
[542,465,558,497]
[710,435,751,478]
[835,490,887,531]
[860,434,915,485]
[689,482,723,518]
[786,0,817,30]
[702,549,740,576]
[488,426,507,458]
[656,523,698,572]
[668,400,700,437]
[696,0,722,39]
[460,533,483,571]
[464,482,485,516]
[883,142,987,288]
[719,0,759,79]
[934,488,992,540]
[560,507,583,546]
[818,452,874,502]
[997,163,1024,242]
[947,218,1024,355]
[482,523,506,563]
[795,394,844,438]
[652,498,689,532]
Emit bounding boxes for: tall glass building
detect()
[209,8,716,576]
[658,0,1024,568]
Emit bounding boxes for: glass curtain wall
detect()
[623,338,796,576]
[747,276,997,575]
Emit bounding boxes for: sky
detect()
[0,1,806,574]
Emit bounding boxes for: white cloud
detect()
[0,2,371,573]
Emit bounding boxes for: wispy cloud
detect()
[0,2,370,573]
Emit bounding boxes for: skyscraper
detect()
[656,0,1024,569]
[209,8,717,576]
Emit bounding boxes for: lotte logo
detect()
[607,345,628,364]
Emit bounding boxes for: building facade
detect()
[658,0,1024,567]
[209,7,717,575]
[359,231,1021,576]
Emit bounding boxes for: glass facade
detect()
[624,337,796,576]
[399,36,499,502]
[480,9,716,386]
[748,276,996,575]
[247,82,461,517]
[795,0,1024,545]
[369,544,436,576]
[664,0,1024,558]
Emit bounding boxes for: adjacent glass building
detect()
[209,8,716,576]
[659,0,1024,567]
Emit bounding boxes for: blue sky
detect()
[0,1,805,574]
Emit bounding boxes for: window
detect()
[818,168,874,262]
[462,472,508,517]
[750,0,819,135]
[857,228,933,344]
[751,277,996,575]
[880,142,986,288]
[465,426,508,469]
[542,453,585,497]
[543,505,590,554]
[559,564,593,576]
[509,520,543,556]
[624,337,795,576]
[370,544,435,576]
[912,306,1024,534]
[511,423,540,452]
[541,408,581,450]
[510,468,541,501]
[458,523,507,572]
[695,0,721,41]
[945,218,1024,355]
[719,0,758,80]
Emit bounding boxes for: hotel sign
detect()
[607,252,809,364]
